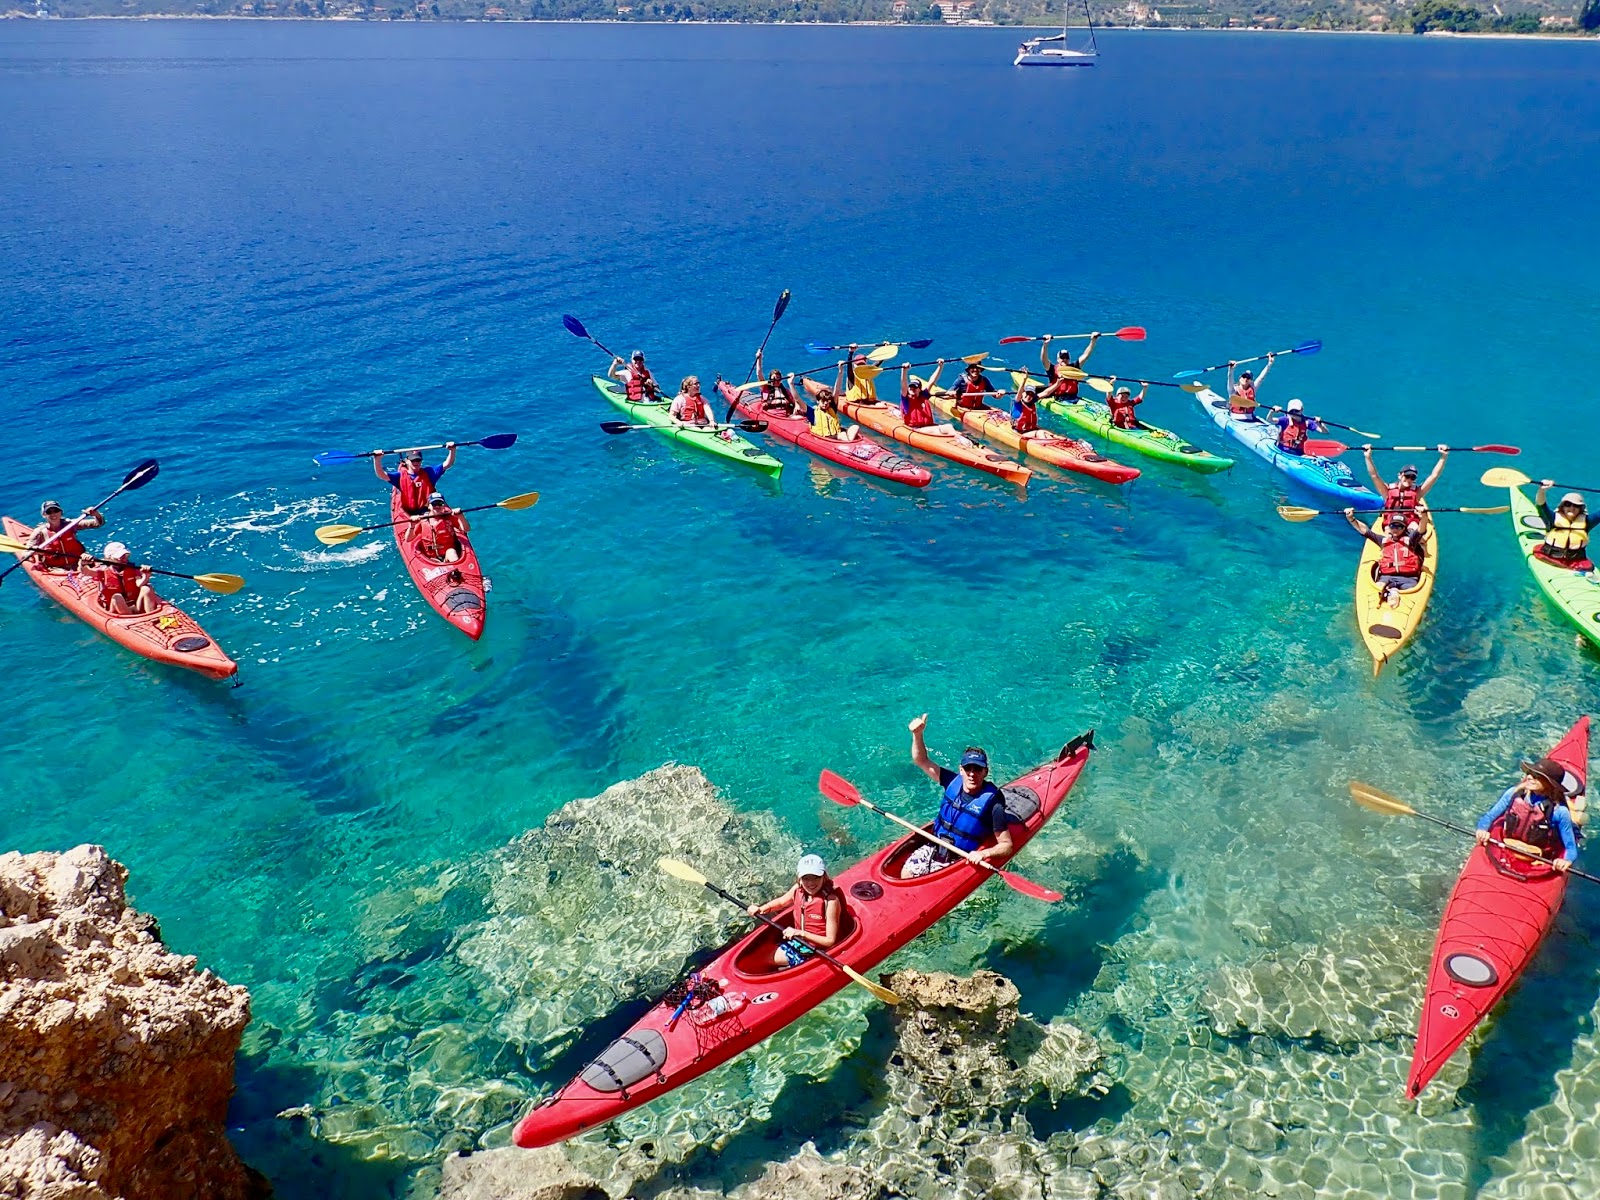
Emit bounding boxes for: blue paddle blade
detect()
[1173,368,1203,380]
[773,289,792,321]
[124,458,160,488]
[313,450,362,467]
[562,314,588,339]
[479,433,518,450]
[1293,339,1323,356]
[906,339,934,350]
[803,340,831,355]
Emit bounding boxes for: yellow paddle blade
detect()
[1480,466,1532,488]
[1348,781,1419,818]
[846,966,901,1006]
[657,856,709,885]
[314,523,365,546]
[498,491,541,511]
[1276,505,1323,523]
[866,344,898,363]
[193,573,246,595]
[962,352,988,365]
[0,534,27,554]
[1179,381,1205,393]
[1055,366,1087,381]
[1086,377,1113,394]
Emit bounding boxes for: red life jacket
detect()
[625,365,655,403]
[96,563,141,608]
[415,513,462,559]
[675,392,708,423]
[397,468,433,514]
[954,377,990,410]
[1384,482,1422,517]
[1277,418,1309,452]
[1049,364,1080,399]
[1013,404,1038,434]
[902,391,934,427]
[34,524,85,571]
[1378,536,1422,577]
[1497,795,1560,856]
[792,882,837,938]
[1231,381,1257,411]
[759,382,794,413]
[1108,395,1140,430]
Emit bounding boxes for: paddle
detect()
[726,289,795,420]
[1233,406,1382,440]
[1084,376,1204,394]
[656,857,901,1005]
[1481,467,1600,494]
[998,326,1146,345]
[561,313,622,361]
[600,419,768,435]
[1173,339,1322,380]
[0,535,244,594]
[805,338,934,354]
[1306,440,1518,459]
[1277,504,1508,523]
[816,769,1063,903]
[314,491,541,546]
[0,458,160,587]
[1348,781,1600,885]
[312,433,518,469]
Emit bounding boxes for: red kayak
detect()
[511,730,1095,1148]
[716,381,932,487]
[390,492,486,640]
[1406,715,1589,1098]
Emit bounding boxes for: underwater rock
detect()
[0,845,265,1200]
[436,1143,606,1200]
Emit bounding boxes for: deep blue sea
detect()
[2,19,1599,1199]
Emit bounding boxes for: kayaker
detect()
[1344,508,1429,608]
[1011,383,1040,434]
[950,361,1000,412]
[669,376,734,442]
[1105,381,1148,431]
[1038,333,1100,402]
[26,500,104,572]
[809,380,859,443]
[843,348,881,403]
[376,445,457,516]
[1363,448,1447,522]
[1531,483,1598,571]
[1475,755,1581,873]
[901,363,937,429]
[407,493,471,564]
[746,853,844,968]
[89,542,158,616]
[608,350,660,402]
[906,713,1017,878]
[1227,354,1274,419]
[747,351,804,418]
[1267,399,1325,455]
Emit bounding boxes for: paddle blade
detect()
[479,433,519,450]
[1480,466,1532,488]
[866,344,899,363]
[657,856,710,886]
[844,965,902,1006]
[193,573,246,595]
[962,352,989,365]
[735,420,768,433]
[773,289,792,321]
[818,769,863,807]
[1276,505,1322,523]
[561,314,589,339]
[1114,326,1147,341]
[0,535,26,554]
[1349,781,1418,818]
[1179,382,1205,393]
[906,339,934,350]
[997,335,1034,345]
[1173,368,1204,380]
[1086,377,1113,394]
[804,339,831,355]
[1474,444,1519,456]
[1458,505,1510,515]
[313,450,365,468]
[599,421,636,435]
[314,523,365,546]
[497,491,542,510]
[1302,439,1349,458]
[1292,339,1323,356]
[997,868,1064,903]
[124,458,160,489]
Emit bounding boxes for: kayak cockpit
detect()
[874,784,1045,883]
[729,906,861,978]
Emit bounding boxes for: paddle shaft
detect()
[0,463,157,583]
[1408,809,1599,885]
[743,289,792,388]
[353,498,520,535]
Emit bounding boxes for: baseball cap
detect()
[428,492,446,505]
[102,541,129,561]
[959,748,989,770]
[796,853,828,878]
[1287,398,1304,413]
[40,500,61,515]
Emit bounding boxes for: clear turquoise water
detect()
[2,20,1599,1198]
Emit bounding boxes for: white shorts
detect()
[903,844,958,878]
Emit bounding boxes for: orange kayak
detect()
[2,515,238,681]
[802,378,1031,486]
[926,388,1140,484]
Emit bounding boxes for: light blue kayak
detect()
[1194,388,1381,509]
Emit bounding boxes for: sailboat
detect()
[1014,0,1099,66]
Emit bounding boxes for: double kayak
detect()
[2,515,238,681]
[1406,715,1589,1098]
[390,493,486,640]
[512,730,1096,1148]
[1356,505,1438,676]
[1194,389,1381,508]
[1039,394,1234,474]
[924,387,1140,485]
[715,381,931,487]
[592,377,783,477]
[1507,485,1600,651]
[803,378,1033,486]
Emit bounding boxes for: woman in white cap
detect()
[747,853,842,968]
[1363,446,1447,527]
[90,542,159,615]
[1533,481,1598,571]
[1267,398,1325,455]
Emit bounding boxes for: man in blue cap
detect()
[905,713,1017,878]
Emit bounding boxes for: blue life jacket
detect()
[934,775,1000,854]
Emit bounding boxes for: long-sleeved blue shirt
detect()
[1477,785,1580,861]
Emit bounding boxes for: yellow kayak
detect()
[1355,507,1437,676]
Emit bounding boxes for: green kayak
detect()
[591,377,782,477]
[1039,395,1233,474]
[1509,485,1600,650]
